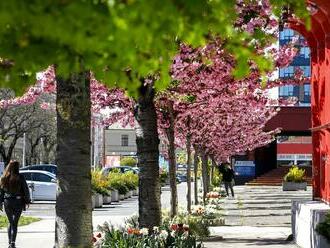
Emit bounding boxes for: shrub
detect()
[107,172,138,195]
[160,170,169,185]
[91,170,111,196]
[124,172,139,190]
[316,211,330,243]
[284,166,306,183]
[120,156,137,167]
[211,169,222,188]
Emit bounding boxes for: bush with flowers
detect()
[209,186,227,197]
[191,205,205,216]
[206,191,220,199]
[191,204,222,219]
[95,221,203,248]
[162,209,210,239]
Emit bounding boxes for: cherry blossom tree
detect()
[0,31,305,213]
[170,35,307,202]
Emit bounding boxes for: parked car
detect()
[101,166,138,176]
[20,164,57,176]
[20,170,57,201]
[177,174,187,182]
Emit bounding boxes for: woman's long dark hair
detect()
[0,160,21,193]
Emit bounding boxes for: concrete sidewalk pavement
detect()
[0,217,54,248]
[204,226,298,248]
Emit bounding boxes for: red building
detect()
[277,136,312,166]
[289,1,330,203]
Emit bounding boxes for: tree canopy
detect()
[0,0,308,97]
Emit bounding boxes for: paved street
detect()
[0,183,312,248]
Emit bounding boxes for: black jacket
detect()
[219,165,235,182]
[0,174,31,210]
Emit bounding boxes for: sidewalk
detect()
[0,184,309,248]
[204,226,298,248]
[0,217,54,248]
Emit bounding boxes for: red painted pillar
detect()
[324,35,330,203]
[291,2,330,203]
[316,38,326,200]
[311,44,321,199]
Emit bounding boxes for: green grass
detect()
[0,215,41,228]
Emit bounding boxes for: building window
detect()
[280,29,294,41]
[279,66,294,78]
[279,85,294,97]
[299,66,311,77]
[303,84,311,102]
[304,84,311,95]
[299,47,310,59]
[121,135,129,146]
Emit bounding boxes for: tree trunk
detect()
[43,139,56,164]
[165,103,177,218]
[55,72,93,248]
[28,139,39,165]
[135,83,161,229]
[186,117,192,213]
[43,147,51,164]
[193,146,199,205]
[201,150,209,203]
[0,136,19,166]
[211,158,217,188]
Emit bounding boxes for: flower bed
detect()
[206,191,220,199]
[189,204,224,228]
[94,222,203,248]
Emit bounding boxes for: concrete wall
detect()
[292,201,330,248]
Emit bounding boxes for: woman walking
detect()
[0,160,31,248]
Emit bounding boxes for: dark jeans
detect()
[224,181,234,197]
[4,198,23,244]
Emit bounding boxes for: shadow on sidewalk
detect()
[205,237,296,246]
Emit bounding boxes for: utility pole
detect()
[22,132,26,167]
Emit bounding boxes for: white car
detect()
[20,170,57,201]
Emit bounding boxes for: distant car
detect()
[132,167,140,173]
[20,170,57,201]
[176,174,187,183]
[21,164,57,176]
[101,166,138,176]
